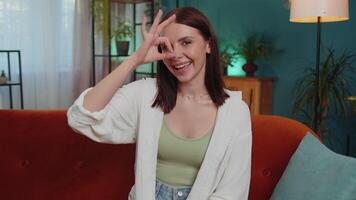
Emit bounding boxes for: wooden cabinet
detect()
[223,76,276,115]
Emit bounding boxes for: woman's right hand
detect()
[82,10,176,112]
[130,10,176,66]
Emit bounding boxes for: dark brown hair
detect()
[152,7,229,113]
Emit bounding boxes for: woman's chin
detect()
[171,68,193,82]
[175,72,195,83]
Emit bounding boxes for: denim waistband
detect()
[155,179,192,200]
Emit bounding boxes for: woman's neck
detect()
[178,81,208,99]
[177,65,209,100]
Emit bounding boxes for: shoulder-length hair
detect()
[152,7,229,113]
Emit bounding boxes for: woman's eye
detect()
[182,41,191,46]
[160,45,168,52]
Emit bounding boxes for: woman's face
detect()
[161,22,211,84]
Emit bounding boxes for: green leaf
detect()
[292,47,356,139]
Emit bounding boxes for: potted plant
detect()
[0,70,7,84]
[92,0,134,55]
[292,48,356,140]
[236,33,282,76]
[144,0,162,17]
[92,0,111,45]
[220,47,238,75]
[112,18,134,56]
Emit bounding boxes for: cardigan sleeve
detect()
[67,79,147,144]
[209,99,252,200]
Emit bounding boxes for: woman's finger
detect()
[141,15,148,39]
[156,14,176,34]
[155,37,173,53]
[156,52,175,61]
[150,9,163,33]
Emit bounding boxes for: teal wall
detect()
[162,0,356,155]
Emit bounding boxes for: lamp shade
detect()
[290,0,349,23]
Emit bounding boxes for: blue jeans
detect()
[155,179,192,200]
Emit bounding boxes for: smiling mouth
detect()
[172,61,192,72]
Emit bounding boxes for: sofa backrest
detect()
[0,110,315,200]
[0,110,135,200]
[249,115,315,200]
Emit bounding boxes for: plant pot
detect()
[116,41,130,56]
[242,61,258,77]
[0,76,7,84]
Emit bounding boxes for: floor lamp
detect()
[289,0,349,134]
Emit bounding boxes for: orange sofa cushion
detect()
[0,110,135,199]
[249,115,316,200]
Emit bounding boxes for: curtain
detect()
[0,0,90,109]
[72,0,92,100]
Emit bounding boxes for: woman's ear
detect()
[206,40,211,54]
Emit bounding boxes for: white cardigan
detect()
[67,78,252,200]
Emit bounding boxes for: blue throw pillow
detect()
[270,133,356,200]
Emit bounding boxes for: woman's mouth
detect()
[172,61,192,75]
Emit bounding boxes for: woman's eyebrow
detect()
[177,36,194,42]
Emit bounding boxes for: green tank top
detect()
[156,119,213,186]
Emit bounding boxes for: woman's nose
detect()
[171,46,183,58]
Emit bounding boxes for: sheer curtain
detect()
[72,0,91,100]
[0,0,91,109]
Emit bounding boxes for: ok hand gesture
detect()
[131,10,176,66]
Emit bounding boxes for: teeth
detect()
[176,64,186,69]
[174,62,191,69]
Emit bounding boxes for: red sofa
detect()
[0,110,315,200]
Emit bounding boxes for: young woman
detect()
[67,7,252,200]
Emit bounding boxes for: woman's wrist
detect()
[126,52,142,69]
